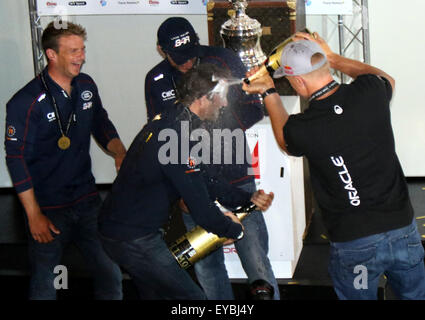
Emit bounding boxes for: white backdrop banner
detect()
[36,0,208,16]
[305,0,353,15]
[224,97,306,279]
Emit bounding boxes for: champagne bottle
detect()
[168,202,257,269]
[243,28,311,84]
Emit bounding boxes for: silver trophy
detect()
[220,0,266,69]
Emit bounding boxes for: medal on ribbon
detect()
[40,72,75,151]
[58,135,71,150]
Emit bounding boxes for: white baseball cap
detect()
[273,40,327,78]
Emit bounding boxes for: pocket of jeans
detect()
[407,242,425,267]
[391,225,425,269]
[406,229,425,267]
[336,245,377,274]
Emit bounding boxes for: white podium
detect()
[224,96,306,279]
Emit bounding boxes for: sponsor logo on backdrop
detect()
[170,0,188,4]
[251,141,260,179]
[117,1,140,4]
[223,247,237,254]
[38,0,205,15]
[68,1,87,6]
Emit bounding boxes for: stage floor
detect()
[0,178,424,300]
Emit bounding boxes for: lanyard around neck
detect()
[40,72,75,138]
[309,80,339,102]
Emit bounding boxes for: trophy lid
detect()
[220,0,262,38]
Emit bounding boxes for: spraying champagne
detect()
[168,202,257,269]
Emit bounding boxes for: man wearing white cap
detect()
[243,31,425,300]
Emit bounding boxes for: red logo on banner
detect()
[251,141,260,179]
[223,247,238,254]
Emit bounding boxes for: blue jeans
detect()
[328,219,425,300]
[183,180,280,300]
[26,196,123,300]
[99,231,207,300]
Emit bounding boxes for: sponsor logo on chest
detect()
[81,90,93,110]
[46,112,56,122]
[81,90,93,101]
[162,89,175,101]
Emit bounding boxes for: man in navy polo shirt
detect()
[243,32,425,300]
[144,17,279,300]
[5,22,126,300]
[99,63,274,300]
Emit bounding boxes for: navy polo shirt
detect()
[98,105,244,241]
[5,68,120,209]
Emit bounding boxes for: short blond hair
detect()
[41,21,87,55]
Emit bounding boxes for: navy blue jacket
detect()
[145,45,264,188]
[5,68,120,209]
[98,105,245,241]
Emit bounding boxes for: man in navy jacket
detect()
[5,22,126,300]
[99,63,273,299]
[144,17,279,299]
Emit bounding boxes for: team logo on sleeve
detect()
[6,125,17,141]
[7,125,16,137]
[185,157,200,174]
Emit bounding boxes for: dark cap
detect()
[157,17,200,65]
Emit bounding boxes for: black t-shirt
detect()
[284,74,413,242]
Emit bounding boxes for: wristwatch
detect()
[261,87,277,99]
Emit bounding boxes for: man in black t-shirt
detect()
[242,32,425,300]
